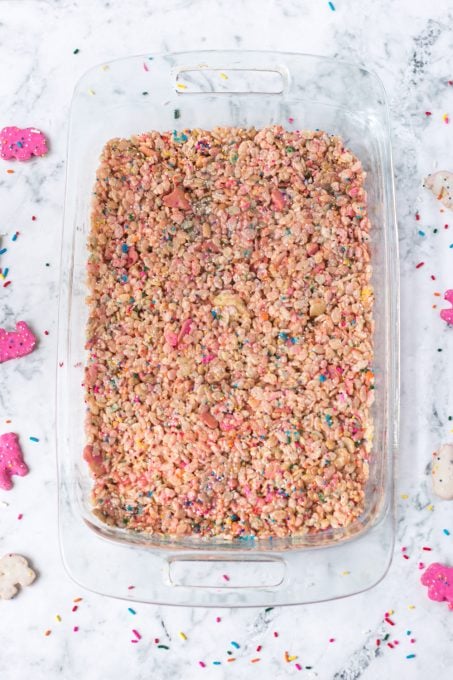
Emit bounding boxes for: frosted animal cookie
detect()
[0,433,29,490]
[424,171,453,211]
[440,290,453,325]
[0,321,36,363]
[0,126,48,161]
[0,554,36,600]
[432,443,453,500]
[421,563,453,609]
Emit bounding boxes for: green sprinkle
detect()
[73,48,80,54]
[174,109,181,119]
[128,608,136,615]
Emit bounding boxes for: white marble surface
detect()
[1,0,453,678]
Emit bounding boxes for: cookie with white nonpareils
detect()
[0,554,36,600]
[424,171,453,211]
[432,444,453,500]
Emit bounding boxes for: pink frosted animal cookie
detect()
[0,321,36,363]
[0,433,29,490]
[421,563,453,609]
[424,171,453,211]
[440,290,453,325]
[0,126,48,161]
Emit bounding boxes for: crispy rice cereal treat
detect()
[84,126,374,539]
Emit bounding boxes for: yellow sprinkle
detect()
[179,631,187,640]
[427,504,434,511]
[400,494,409,500]
[101,65,110,71]
[287,655,298,662]
[219,72,228,80]
[55,615,61,622]
[88,89,96,96]
[408,604,416,610]
[341,570,350,576]
[361,286,373,301]
[176,83,187,90]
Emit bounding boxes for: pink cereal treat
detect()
[0,321,36,364]
[0,433,29,490]
[421,563,453,609]
[85,126,374,539]
[0,126,48,161]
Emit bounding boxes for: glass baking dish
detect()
[57,50,399,606]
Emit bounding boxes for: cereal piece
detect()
[85,126,373,539]
[0,126,48,161]
[0,433,29,490]
[440,290,453,325]
[432,444,453,499]
[163,186,191,210]
[0,554,36,599]
[0,321,37,363]
[421,563,453,609]
[424,171,453,211]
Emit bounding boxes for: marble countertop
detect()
[1,1,453,678]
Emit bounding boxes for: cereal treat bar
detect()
[85,125,374,539]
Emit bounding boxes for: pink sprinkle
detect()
[132,629,141,640]
[425,111,432,116]
[127,585,135,590]
[288,117,294,124]
[422,546,432,551]
[418,562,425,569]
[73,626,79,632]
[216,617,221,623]
[388,642,394,649]
[17,513,23,520]
[385,617,395,626]
[131,639,138,644]
[431,275,436,281]
[394,640,400,645]
[154,638,160,644]
[274,631,279,638]
[415,212,420,221]
[402,546,407,552]
[411,638,416,643]
[72,606,78,612]
[376,639,381,646]
[143,62,149,72]
[295,663,302,671]
[222,574,230,581]
[329,638,335,643]
[199,661,206,668]
[256,645,262,652]
[403,554,410,560]
[415,262,425,269]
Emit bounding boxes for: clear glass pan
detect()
[57,50,399,606]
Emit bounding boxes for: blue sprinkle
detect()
[443,529,450,535]
[449,243,453,248]
[278,332,289,341]
[211,310,218,319]
[147,490,153,497]
[406,654,416,659]
[16,141,23,148]
[231,641,240,649]
[11,232,18,241]
[3,268,9,277]
[418,230,425,236]
[121,274,128,282]
[212,661,221,665]
[325,415,333,427]
[128,607,136,615]
[0,248,7,255]
[328,1,335,10]
[29,436,39,442]
[121,243,129,253]
[406,630,411,635]
[319,374,327,382]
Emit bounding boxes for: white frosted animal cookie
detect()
[424,171,453,211]
[432,444,453,500]
[0,554,36,600]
